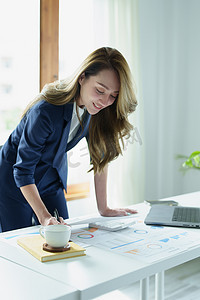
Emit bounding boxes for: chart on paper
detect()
[71,222,200,263]
[1,221,199,264]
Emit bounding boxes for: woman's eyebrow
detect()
[96,81,119,93]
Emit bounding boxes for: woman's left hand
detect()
[100,207,137,217]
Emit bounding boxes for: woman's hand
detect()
[20,184,69,226]
[99,207,137,217]
[41,216,68,226]
[94,166,137,217]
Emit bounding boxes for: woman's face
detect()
[78,69,120,115]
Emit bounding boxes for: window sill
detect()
[64,182,90,201]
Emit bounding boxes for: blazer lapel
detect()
[52,103,91,189]
[66,112,91,151]
[53,103,73,169]
[53,103,91,167]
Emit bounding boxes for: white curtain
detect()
[93,0,145,207]
[62,0,200,216]
[60,0,144,212]
[138,0,200,200]
[59,0,144,214]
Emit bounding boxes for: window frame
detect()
[40,0,59,90]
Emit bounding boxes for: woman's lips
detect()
[93,102,104,110]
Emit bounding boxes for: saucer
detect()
[43,243,70,253]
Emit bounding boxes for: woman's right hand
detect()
[42,216,68,226]
[42,216,60,226]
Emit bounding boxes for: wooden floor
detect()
[95,257,200,300]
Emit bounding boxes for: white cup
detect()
[39,225,71,248]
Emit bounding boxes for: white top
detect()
[68,102,86,143]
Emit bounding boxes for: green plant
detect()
[177,151,200,172]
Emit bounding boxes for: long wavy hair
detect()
[22,47,137,173]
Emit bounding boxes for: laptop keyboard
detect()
[172,207,200,223]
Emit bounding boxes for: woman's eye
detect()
[110,95,117,100]
[96,88,104,94]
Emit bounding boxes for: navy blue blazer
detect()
[1,100,91,195]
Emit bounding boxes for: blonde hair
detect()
[22,47,137,173]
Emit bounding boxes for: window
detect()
[0,0,40,144]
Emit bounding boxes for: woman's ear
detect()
[79,72,85,85]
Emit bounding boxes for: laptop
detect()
[144,205,200,228]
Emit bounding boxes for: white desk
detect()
[0,255,79,300]
[1,191,200,300]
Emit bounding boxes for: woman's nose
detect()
[100,94,110,107]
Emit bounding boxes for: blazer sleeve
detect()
[13,106,53,188]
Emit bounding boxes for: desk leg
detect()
[140,277,149,300]
[155,271,164,300]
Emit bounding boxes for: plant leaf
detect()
[182,151,200,169]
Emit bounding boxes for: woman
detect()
[0,47,138,232]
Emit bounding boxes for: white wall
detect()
[138,0,200,200]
